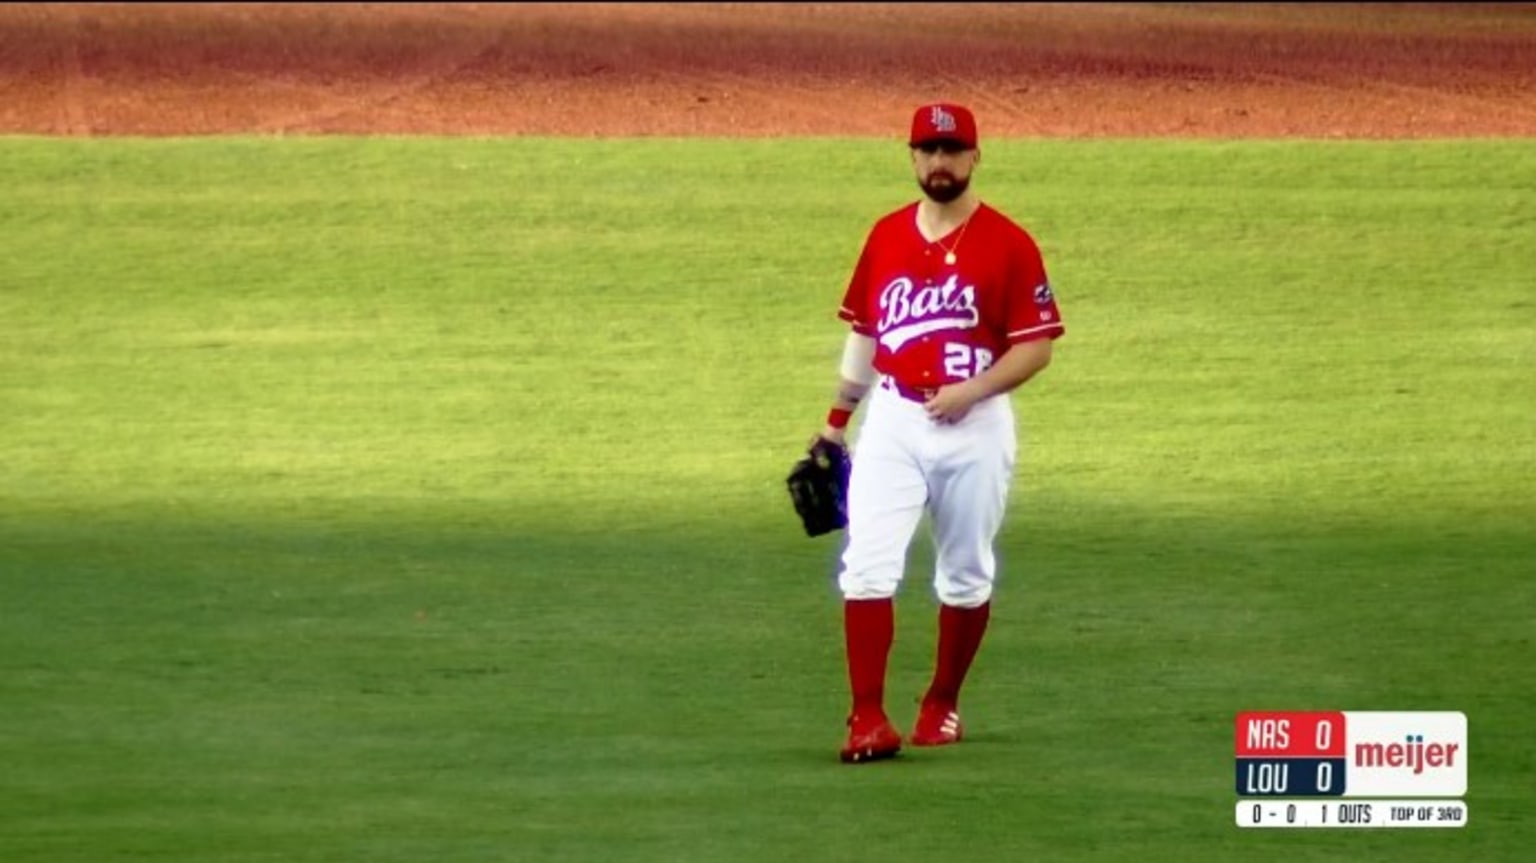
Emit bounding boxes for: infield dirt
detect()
[3,2,1535,139]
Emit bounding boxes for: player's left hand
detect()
[924,381,985,424]
[814,426,847,448]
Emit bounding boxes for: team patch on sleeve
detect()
[1033,282,1054,306]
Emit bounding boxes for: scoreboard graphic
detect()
[1234,711,1468,828]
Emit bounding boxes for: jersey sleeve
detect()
[1005,233,1065,343]
[837,234,877,336]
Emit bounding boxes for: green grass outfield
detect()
[2,136,1533,862]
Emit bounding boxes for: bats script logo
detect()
[876,275,978,351]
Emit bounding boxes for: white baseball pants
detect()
[838,379,1017,607]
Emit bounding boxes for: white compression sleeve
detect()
[839,332,877,386]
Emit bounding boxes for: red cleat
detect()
[840,712,903,764]
[909,703,964,747]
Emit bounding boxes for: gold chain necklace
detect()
[932,208,977,265]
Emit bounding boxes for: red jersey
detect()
[838,201,1064,389]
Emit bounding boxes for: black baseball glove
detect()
[786,436,852,537]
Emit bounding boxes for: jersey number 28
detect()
[944,343,994,380]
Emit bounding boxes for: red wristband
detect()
[826,407,853,429]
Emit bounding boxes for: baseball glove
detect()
[786,436,852,537]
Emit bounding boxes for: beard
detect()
[919,171,970,204]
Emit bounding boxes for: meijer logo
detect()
[1346,712,1467,796]
[1354,734,1461,776]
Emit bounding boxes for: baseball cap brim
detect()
[910,135,974,149]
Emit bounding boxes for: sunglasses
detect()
[915,140,970,155]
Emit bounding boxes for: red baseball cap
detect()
[909,103,978,149]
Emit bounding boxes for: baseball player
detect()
[815,103,1065,763]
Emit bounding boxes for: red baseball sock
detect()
[923,601,991,708]
[844,598,895,715]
